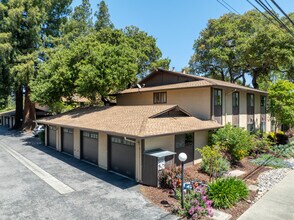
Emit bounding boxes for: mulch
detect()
[140,157,273,220]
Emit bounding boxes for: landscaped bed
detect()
[140,126,294,220]
[140,158,271,220]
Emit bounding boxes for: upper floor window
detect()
[248,94,254,107]
[232,92,239,107]
[214,89,222,106]
[153,92,167,104]
[260,96,266,107]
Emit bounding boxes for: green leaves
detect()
[189,10,294,88]
[208,177,249,209]
[268,80,294,128]
[94,0,114,31]
[31,31,138,106]
[212,124,254,163]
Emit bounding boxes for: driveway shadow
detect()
[0,127,137,190]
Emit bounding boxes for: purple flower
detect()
[208,208,214,217]
[205,200,213,206]
[192,213,198,219]
[188,207,195,216]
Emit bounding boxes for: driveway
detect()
[0,127,176,220]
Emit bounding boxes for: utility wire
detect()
[264,0,275,12]
[246,0,276,26]
[216,0,234,13]
[220,0,240,14]
[246,0,294,38]
[254,0,294,37]
[269,0,294,27]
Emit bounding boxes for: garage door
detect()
[48,126,57,149]
[5,117,9,126]
[62,128,74,155]
[109,136,136,179]
[81,131,98,165]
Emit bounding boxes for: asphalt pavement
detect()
[0,126,176,220]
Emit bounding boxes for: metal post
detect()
[181,161,184,209]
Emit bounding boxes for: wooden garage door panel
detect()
[62,128,74,155]
[48,127,56,148]
[82,132,98,165]
[110,137,135,179]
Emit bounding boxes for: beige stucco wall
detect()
[44,126,48,146]
[239,91,247,129]
[98,132,108,170]
[73,128,80,159]
[194,130,208,163]
[219,89,270,132]
[117,87,211,120]
[166,88,211,120]
[56,126,62,152]
[144,135,175,152]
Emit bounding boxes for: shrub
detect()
[251,154,292,168]
[268,130,289,145]
[173,185,213,219]
[208,177,249,209]
[270,142,294,158]
[198,145,230,178]
[159,166,192,189]
[250,133,272,156]
[212,124,254,163]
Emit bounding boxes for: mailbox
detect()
[142,149,176,187]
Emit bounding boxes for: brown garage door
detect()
[109,136,135,179]
[62,128,74,155]
[81,131,98,165]
[48,126,57,149]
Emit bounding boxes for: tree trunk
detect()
[252,69,259,89]
[220,70,225,81]
[22,84,36,131]
[242,73,246,86]
[13,86,23,129]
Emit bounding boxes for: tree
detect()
[61,0,92,43]
[123,26,170,78]
[268,80,294,131]
[31,27,168,108]
[94,0,114,31]
[189,10,294,88]
[189,13,247,84]
[0,0,72,129]
[30,31,138,107]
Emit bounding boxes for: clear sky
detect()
[72,0,294,72]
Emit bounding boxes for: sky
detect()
[72,0,294,72]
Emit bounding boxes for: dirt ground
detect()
[140,158,272,220]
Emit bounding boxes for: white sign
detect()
[158,157,165,171]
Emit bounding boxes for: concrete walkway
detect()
[238,170,294,220]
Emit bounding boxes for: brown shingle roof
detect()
[119,80,212,94]
[0,110,15,116]
[118,69,267,95]
[37,105,221,138]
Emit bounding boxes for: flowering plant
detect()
[173,185,213,219]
